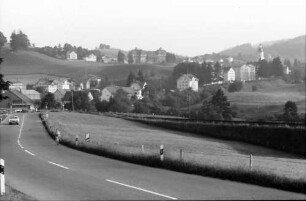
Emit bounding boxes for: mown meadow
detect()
[40,111,306,193]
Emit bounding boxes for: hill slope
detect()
[0,48,173,81]
[219,35,305,62]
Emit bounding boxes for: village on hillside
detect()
[0,29,304,122]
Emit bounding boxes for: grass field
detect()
[186,79,305,120]
[46,112,306,182]
[3,73,70,85]
[0,48,173,81]
[0,184,35,201]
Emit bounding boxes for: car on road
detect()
[9,116,20,125]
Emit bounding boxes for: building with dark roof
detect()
[0,90,36,111]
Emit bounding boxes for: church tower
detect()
[258,44,265,61]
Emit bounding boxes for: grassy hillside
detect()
[0,48,173,82]
[185,79,305,120]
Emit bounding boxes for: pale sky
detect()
[0,0,305,56]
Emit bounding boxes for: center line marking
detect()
[18,115,25,140]
[106,179,178,200]
[25,150,35,156]
[48,161,70,170]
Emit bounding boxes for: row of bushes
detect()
[124,118,306,156]
[39,112,306,194]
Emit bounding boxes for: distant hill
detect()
[0,48,173,82]
[219,35,305,62]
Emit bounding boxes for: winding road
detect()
[0,113,305,200]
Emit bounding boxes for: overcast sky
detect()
[0,0,305,56]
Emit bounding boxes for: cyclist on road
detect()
[55,129,61,145]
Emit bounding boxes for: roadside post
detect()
[141,145,144,154]
[0,159,5,195]
[250,154,252,170]
[160,145,164,162]
[75,135,79,146]
[85,133,90,142]
[180,149,184,162]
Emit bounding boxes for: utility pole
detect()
[188,94,190,118]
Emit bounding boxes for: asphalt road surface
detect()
[0,113,305,200]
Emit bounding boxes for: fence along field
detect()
[41,112,306,185]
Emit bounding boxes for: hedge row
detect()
[125,118,306,156]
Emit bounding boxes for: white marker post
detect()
[141,145,144,154]
[160,145,164,162]
[85,133,90,142]
[180,149,184,162]
[0,159,5,195]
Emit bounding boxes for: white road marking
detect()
[18,115,25,140]
[25,150,35,156]
[48,161,70,170]
[17,140,24,149]
[17,115,25,149]
[106,179,178,200]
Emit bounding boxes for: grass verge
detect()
[0,184,35,201]
[39,112,306,194]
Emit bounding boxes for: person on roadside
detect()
[55,129,61,145]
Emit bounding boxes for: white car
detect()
[9,116,20,125]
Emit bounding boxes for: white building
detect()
[58,79,72,90]
[177,74,199,92]
[284,66,292,75]
[226,57,234,63]
[47,81,58,93]
[84,54,97,62]
[66,51,78,60]
[9,82,24,91]
[35,78,58,93]
[233,64,256,82]
[223,67,235,82]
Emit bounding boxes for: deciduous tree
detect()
[0,32,7,48]
[117,51,125,63]
[0,58,10,101]
[282,101,299,122]
[10,30,30,51]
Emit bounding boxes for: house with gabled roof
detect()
[66,50,78,60]
[57,78,74,90]
[53,88,67,103]
[35,78,58,93]
[100,86,121,102]
[177,74,199,92]
[223,67,235,82]
[62,90,95,105]
[84,53,97,62]
[0,90,35,111]
[100,83,144,102]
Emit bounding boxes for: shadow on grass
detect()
[39,113,306,195]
